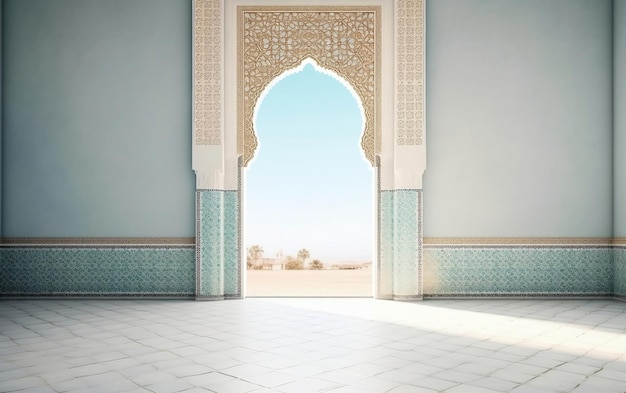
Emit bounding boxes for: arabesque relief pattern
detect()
[239,7,380,166]
[396,0,424,145]
[194,0,222,145]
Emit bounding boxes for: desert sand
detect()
[246,269,372,297]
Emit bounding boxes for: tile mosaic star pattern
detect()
[423,246,614,297]
[0,247,194,296]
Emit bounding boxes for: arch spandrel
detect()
[238,7,381,167]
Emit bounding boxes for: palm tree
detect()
[246,247,254,269]
[248,245,264,269]
[310,260,324,270]
[297,249,310,269]
[284,256,302,270]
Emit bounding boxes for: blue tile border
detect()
[423,246,614,297]
[614,246,626,298]
[1,242,623,298]
[0,246,195,297]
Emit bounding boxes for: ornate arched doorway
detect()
[192,0,425,300]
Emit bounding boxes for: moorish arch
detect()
[192,0,425,300]
[251,57,368,165]
[238,7,380,167]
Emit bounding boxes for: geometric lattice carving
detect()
[396,0,424,145]
[193,0,222,145]
[238,7,380,166]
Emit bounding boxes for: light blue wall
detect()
[2,0,194,237]
[424,0,613,237]
[0,0,3,238]
[1,1,623,298]
[615,0,626,298]
[615,0,626,238]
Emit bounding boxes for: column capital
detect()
[195,170,224,190]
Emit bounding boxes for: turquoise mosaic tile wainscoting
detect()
[378,189,423,300]
[196,190,224,299]
[223,191,241,298]
[378,191,394,299]
[423,244,614,297]
[615,246,626,300]
[196,190,241,300]
[0,243,195,297]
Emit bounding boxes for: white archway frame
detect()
[192,0,425,300]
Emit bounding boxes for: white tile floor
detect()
[1,298,626,393]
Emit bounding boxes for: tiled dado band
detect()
[615,244,626,300]
[195,190,241,300]
[423,238,624,298]
[378,189,424,300]
[0,239,195,297]
[2,231,624,299]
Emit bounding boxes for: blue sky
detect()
[244,60,374,264]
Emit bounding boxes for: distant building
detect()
[331,262,372,270]
[260,249,285,270]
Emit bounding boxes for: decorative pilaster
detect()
[193,0,233,300]
[195,189,242,300]
[377,189,423,300]
[379,0,425,300]
[223,190,241,298]
[196,190,224,300]
[378,190,394,299]
[392,190,423,300]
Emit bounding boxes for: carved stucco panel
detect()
[396,0,424,145]
[238,7,380,166]
[194,0,222,145]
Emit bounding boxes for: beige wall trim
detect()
[424,237,614,246]
[8,237,618,247]
[0,238,196,246]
